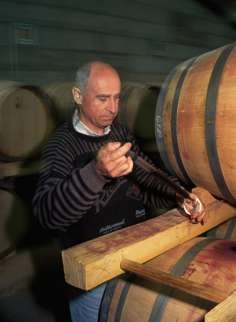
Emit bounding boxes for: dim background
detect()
[0,1,236,322]
[0,0,236,85]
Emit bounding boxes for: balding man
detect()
[33,61,204,322]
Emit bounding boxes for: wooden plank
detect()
[62,187,236,290]
[205,291,236,322]
[121,258,227,304]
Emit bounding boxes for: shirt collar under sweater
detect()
[72,109,111,136]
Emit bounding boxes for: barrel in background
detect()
[0,80,72,322]
[155,43,236,204]
[100,237,236,322]
[43,82,75,123]
[119,83,162,164]
[119,83,159,140]
[0,82,55,258]
[0,83,56,161]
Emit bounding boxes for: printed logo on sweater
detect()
[135,208,146,218]
[99,218,126,235]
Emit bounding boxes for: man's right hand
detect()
[96,142,133,178]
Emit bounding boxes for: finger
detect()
[96,143,123,171]
[104,155,129,174]
[118,157,133,176]
[190,210,200,219]
[196,211,206,223]
[99,142,121,159]
[96,149,132,177]
[97,143,120,160]
[190,207,205,219]
[190,210,206,224]
[109,142,132,161]
[105,142,122,152]
[110,158,133,177]
[189,213,201,224]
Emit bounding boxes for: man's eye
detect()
[99,97,107,102]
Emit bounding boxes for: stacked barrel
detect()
[0,83,57,258]
[99,237,236,322]
[0,82,70,322]
[155,43,236,205]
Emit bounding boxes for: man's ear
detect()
[72,87,83,105]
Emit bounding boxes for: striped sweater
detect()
[33,120,177,248]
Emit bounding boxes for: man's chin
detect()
[101,118,115,126]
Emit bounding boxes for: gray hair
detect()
[75,61,118,93]
[74,62,93,93]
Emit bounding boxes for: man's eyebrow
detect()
[96,94,110,97]
[96,93,120,98]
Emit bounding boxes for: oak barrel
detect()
[155,43,236,204]
[100,237,236,322]
[119,83,159,140]
[0,83,56,160]
[206,217,236,240]
[43,82,74,123]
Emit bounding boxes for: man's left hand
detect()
[180,193,206,224]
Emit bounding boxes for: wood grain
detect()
[205,291,236,322]
[121,258,226,303]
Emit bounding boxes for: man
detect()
[33,61,204,322]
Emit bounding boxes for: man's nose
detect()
[107,98,117,114]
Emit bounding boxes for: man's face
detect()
[73,66,121,135]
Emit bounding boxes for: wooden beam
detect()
[62,187,236,290]
[205,291,236,322]
[121,258,227,304]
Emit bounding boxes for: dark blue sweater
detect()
[33,120,177,248]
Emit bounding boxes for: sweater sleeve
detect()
[131,164,178,209]
[128,132,179,210]
[33,146,108,232]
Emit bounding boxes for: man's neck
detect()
[73,110,110,136]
